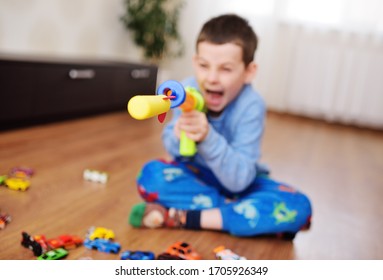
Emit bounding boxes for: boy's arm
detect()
[198,102,265,193]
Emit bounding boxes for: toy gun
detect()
[127,80,205,157]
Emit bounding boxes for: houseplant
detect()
[120,0,184,64]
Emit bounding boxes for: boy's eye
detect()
[222,68,232,72]
[199,63,208,69]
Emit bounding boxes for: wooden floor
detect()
[1,111,382,260]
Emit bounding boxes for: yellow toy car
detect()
[5,177,30,191]
[87,226,115,240]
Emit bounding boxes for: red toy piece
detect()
[0,212,12,230]
[47,235,83,249]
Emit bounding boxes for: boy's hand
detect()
[174,111,209,143]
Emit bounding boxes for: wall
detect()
[0,0,142,62]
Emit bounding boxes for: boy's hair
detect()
[196,14,258,66]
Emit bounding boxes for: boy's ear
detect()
[244,62,257,83]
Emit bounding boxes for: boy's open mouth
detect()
[205,89,224,107]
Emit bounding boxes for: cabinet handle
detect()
[131,69,150,79]
[69,69,95,79]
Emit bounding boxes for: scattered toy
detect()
[21,231,43,256]
[47,234,83,250]
[0,212,12,230]
[164,241,201,260]
[87,226,115,240]
[84,238,121,254]
[37,248,68,260]
[4,177,30,191]
[120,250,155,260]
[213,246,246,260]
[9,167,34,178]
[83,169,109,184]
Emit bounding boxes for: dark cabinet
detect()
[0,56,157,130]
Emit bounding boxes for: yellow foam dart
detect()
[127,95,171,121]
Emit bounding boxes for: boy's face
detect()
[193,41,256,114]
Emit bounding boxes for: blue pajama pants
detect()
[136,159,312,237]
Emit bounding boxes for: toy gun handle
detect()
[179,86,205,157]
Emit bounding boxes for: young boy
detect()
[129,14,312,239]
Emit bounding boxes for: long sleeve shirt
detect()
[162,77,266,195]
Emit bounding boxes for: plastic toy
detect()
[127,80,206,157]
[87,226,115,240]
[157,252,184,260]
[0,175,7,185]
[33,235,49,252]
[120,250,155,260]
[213,246,246,260]
[47,235,83,249]
[4,177,30,191]
[21,231,43,256]
[84,238,121,254]
[165,241,202,260]
[37,248,68,260]
[83,169,109,184]
[10,167,34,177]
[0,212,11,230]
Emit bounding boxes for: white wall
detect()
[0,0,142,62]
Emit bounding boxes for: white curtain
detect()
[210,0,383,129]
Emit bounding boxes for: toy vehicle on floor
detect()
[87,226,115,240]
[0,175,7,185]
[165,241,201,260]
[83,169,109,184]
[33,235,49,252]
[120,250,155,260]
[21,231,43,256]
[0,212,11,230]
[37,248,68,260]
[4,177,30,191]
[213,246,246,260]
[157,252,184,260]
[48,235,83,249]
[10,167,34,178]
[84,238,121,254]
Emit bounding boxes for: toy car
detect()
[157,252,184,260]
[87,226,115,240]
[21,231,43,256]
[37,248,68,260]
[0,213,11,229]
[120,250,155,260]
[84,238,121,254]
[213,246,246,260]
[83,169,109,184]
[4,177,30,191]
[33,235,49,252]
[0,175,7,185]
[47,235,83,249]
[165,241,201,260]
[10,167,34,178]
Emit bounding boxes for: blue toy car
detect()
[84,238,121,254]
[120,250,155,260]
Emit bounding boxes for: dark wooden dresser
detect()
[0,55,157,130]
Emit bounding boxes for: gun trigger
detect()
[158,112,167,123]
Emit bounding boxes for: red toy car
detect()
[0,213,11,230]
[48,235,83,249]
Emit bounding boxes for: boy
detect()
[129,14,312,239]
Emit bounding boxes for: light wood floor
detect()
[1,111,382,260]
